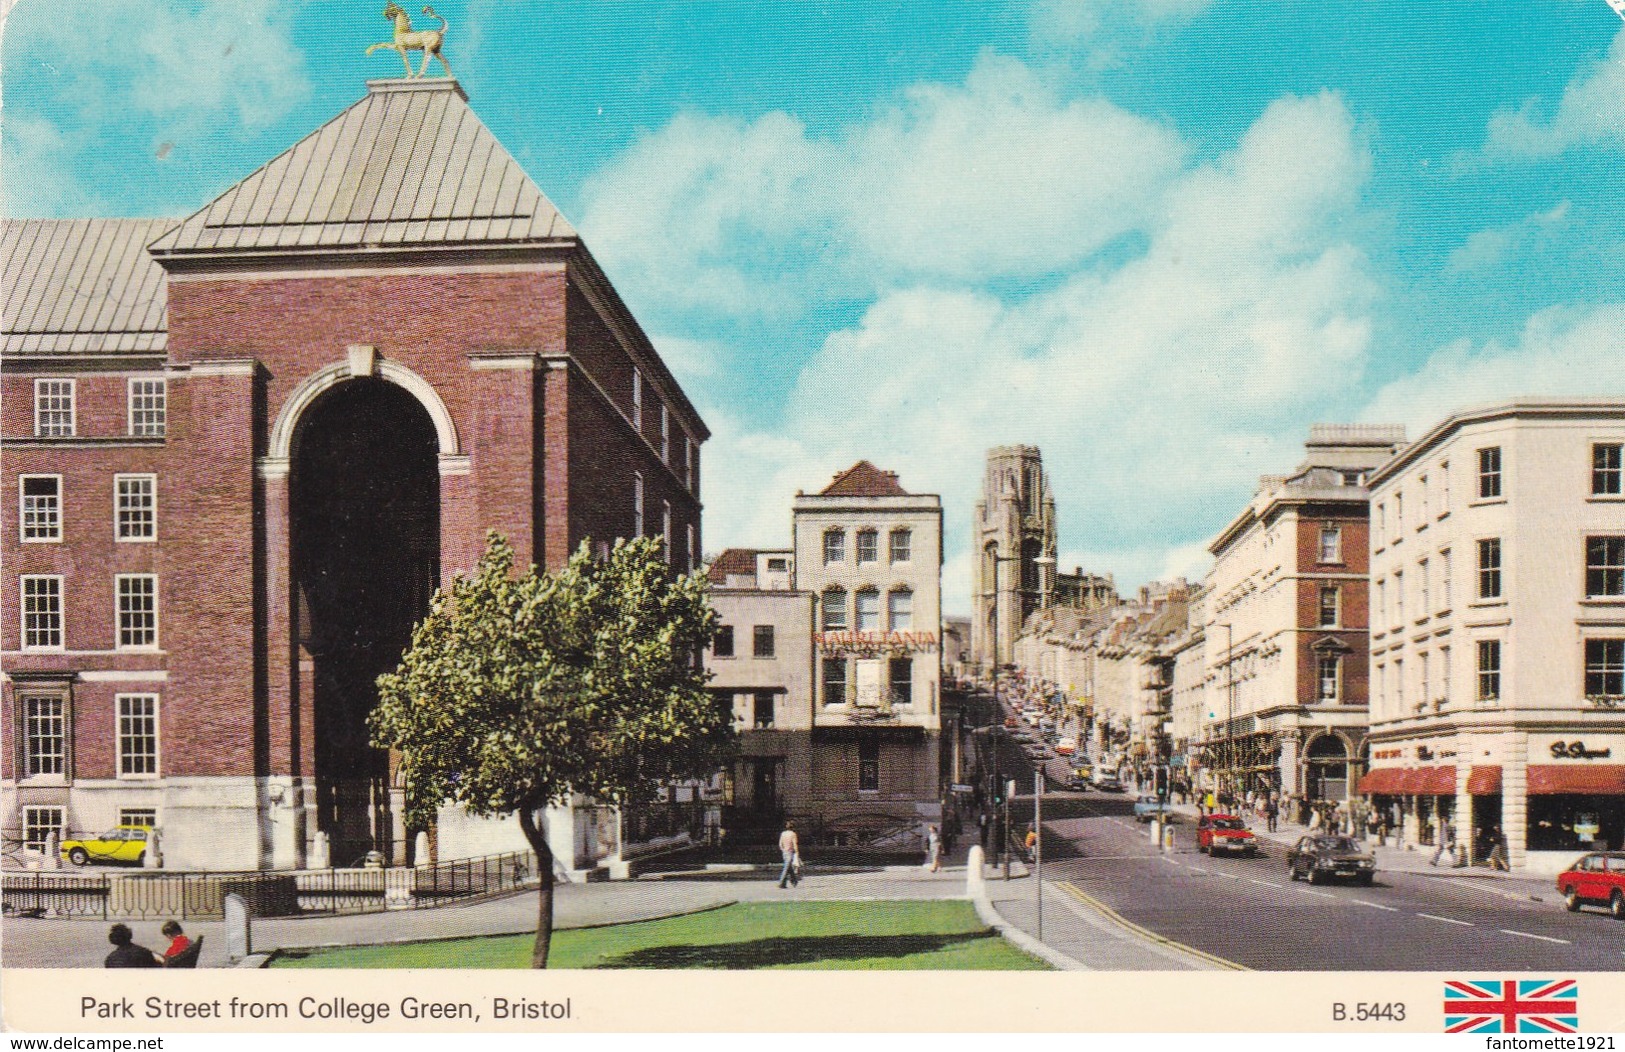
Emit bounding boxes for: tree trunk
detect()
[517,806,557,968]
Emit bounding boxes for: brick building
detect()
[2,78,706,873]
[1200,425,1404,804]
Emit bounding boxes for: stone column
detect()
[1503,731,1529,870]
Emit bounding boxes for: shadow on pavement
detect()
[596,931,996,969]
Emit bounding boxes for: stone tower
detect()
[970,445,1056,673]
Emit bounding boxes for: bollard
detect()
[224,893,252,962]
[966,845,986,900]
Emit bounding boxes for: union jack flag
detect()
[1445,979,1578,1034]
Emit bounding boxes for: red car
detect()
[1196,814,1260,856]
[1557,851,1625,918]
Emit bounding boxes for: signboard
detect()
[816,630,938,655]
[1530,733,1617,763]
[854,659,883,708]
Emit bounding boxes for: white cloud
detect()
[580,52,1187,315]
[1358,303,1625,434]
[1446,201,1572,273]
[1027,0,1216,68]
[1479,29,1625,159]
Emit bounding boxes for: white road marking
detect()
[1186,866,1209,875]
[1248,878,1286,889]
[1417,912,1474,927]
[1500,929,1569,945]
[1353,900,1400,912]
[1214,872,1242,880]
[1298,889,1337,899]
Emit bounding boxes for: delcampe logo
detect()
[1444,979,1579,1034]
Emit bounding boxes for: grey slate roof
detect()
[2,218,174,356]
[149,79,576,257]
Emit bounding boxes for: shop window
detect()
[20,475,61,542]
[1477,446,1502,499]
[1527,795,1622,853]
[1594,443,1623,496]
[1585,638,1625,699]
[712,625,734,658]
[858,736,880,792]
[753,625,775,658]
[1586,536,1625,598]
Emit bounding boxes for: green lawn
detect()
[271,900,1048,970]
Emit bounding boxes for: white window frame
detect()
[661,500,672,564]
[127,377,167,438]
[23,806,64,853]
[1477,446,1503,500]
[632,472,645,537]
[660,403,670,463]
[632,368,643,432]
[1585,536,1625,598]
[889,528,912,564]
[119,808,159,829]
[1316,655,1341,702]
[34,379,75,438]
[114,473,157,542]
[116,693,160,778]
[20,574,64,650]
[823,528,845,565]
[1318,524,1341,563]
[19,474,63,543]
[855,529,878,564]
[1585,638,1625,699]
[821,588,848,632]
[1440,548,1453,609]
[1417,557,1429,615]
[1476,640,1501,703]
[21,694,67,779]
[1594,443,1624,497]
[116,574,159,649]
[854,588,880,633]
[888,588,913,631]
[1477,537,1503,600]
[686,523,696,573]
[1317,585,1339,628]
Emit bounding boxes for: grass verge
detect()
[271,899,1049,970]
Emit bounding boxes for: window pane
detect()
[753,625,775,658]
[20,476,61,541]
[712,625,734,657]
[1318,587,1338,627]
[117,575,158,648]
[128,379,166,437]
[1594,444,1623,496]
[888,589,913,630]
[822,657,847,705]
[821,590,847,631]
[115,475,156,541]
[23,807,64,851]
[888,657,912,705]
[23,696,65,776]
[856,530,878,563]
[1477,447,1502,499]
[1586,536,1625,598]
[1477,640,1501,701]
[855,590,880,632]
[890,529,912,562]
[34,379,74,437]
[118,695,159,776]
[823,530,845,564]
[1477,538,1502,599]
[1585,639,1625,698]
[21,576,63,648]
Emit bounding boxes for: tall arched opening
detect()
[290,378,440,866]
[1305,733,1350,803]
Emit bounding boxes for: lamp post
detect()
[988,549,1056,669]
[1219,621,1235,801]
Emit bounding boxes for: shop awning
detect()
[1526,764,1625,795]
[1358,765,1454,795]
[1466,765,1501,795]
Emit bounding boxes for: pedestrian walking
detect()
[1430,820,1455,867]
[777,820,801,888]
[1264,796,1278,833]
[1024,824,1038,863]
[1488,826,1510,871]
[925,824,942,872]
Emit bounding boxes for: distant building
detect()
[706,462,944,845]
[1202,424,1404,804]
[1362,399,1625,873]
[971,446,1056,672]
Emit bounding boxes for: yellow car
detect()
[60,826,152,867]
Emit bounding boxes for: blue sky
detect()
[6,1,1624,612]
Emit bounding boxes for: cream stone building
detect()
[1362,399,1625,873]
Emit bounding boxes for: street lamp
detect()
[1219,622,1236,802]
[986,549,1055,669]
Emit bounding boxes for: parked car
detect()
[1286,834,1376,885]
[1093,776,1126,793]
[60,826,153,867]
[1556,851,1625,918]
[1133,794,1173,823]
[1065,773,1092,791]
[1196,814,1260,856]
[1055,737,1077,756]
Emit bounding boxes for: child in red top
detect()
[160,921,191,964]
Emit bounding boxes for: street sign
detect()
[951,783,975,793]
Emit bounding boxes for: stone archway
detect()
[1304,732,1351,803]
[290,377,441,866]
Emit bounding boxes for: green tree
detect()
[370,531,734,967]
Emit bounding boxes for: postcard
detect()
[3,0,1625,1040]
